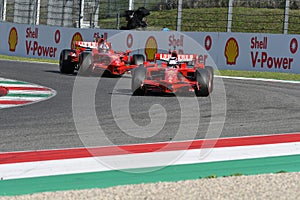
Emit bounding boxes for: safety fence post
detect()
[283,0,290,34]
[176,0,182,31]
[0,0,7,21]
[227,0,234,32]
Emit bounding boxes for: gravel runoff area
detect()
[1,172,299,200]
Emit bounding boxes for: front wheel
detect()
[79,52,92,76]
[195,68,213,97]
[131,54,145,65]
[131,65,146,96]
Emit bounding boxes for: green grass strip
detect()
[0,55,58,64]
[218,70,300,81]
[1,154,299,196]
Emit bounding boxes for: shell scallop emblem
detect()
[8,27,18,52]
[144,36,158,62]
[224,37,239,65]
[71,32,83,49]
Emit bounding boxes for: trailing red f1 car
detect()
[131,51,214,97]
[59,39,145,76]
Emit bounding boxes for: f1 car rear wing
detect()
[75,41,98,49]
[155,53,196,63]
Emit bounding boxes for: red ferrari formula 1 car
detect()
[131,52,214,96]
[59,40,145,76]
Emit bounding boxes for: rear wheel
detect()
[205,66,214,93]
[195,68,212,97]
[132,65,146,96]
[131,54,145,65]
[79,52,92,76]
[59,49,75,74]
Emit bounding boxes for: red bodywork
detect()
[69,41,139,76]
[89,48,136,76]
[141,53,205,94]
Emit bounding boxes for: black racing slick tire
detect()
[131,65,146,96]
[131,54,145,65]
[195,68,212,97]
[205,66,214,93]
[59,49,75,74]
[79,52,92,76]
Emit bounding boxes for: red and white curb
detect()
[0,78,56,109]
[0,133,300,180]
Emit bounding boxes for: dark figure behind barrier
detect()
[121,7,150,30]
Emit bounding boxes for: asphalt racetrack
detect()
[1,59,300,152]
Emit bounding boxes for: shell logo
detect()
[71,32,83,49]
[8,27,18,52]
[224,37,239,65]
[144,36,157,62]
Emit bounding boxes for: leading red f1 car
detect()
[131,51,214,96]
[59,39,145,76]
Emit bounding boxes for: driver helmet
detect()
[171,50,178,57]
[98,42,110,52]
